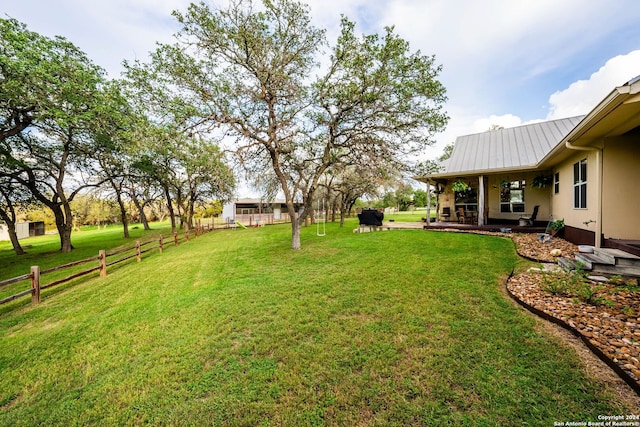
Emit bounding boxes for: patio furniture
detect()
[457,207,466,224]
[519,205,539,226]
[358,209,384,232]
[440,207,451,222]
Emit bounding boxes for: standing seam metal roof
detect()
[444,116,585,174]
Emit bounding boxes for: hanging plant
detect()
[531,174,553,188]
[451,180,468,192]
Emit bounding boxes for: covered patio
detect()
[415,117,584,233]
[381,219,548,235]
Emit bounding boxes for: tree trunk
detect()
[290,211,302,250]
[0,206,25,255]
[331,196,338,223]
[116,192,129,238]
[59,223,73,253]
[131,193,150,230]
[163,186,177,233]
[6,223,25,255]
[54,203,75,253]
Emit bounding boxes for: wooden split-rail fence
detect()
[0,225,216,307]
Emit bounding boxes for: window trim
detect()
[499,180,526,213]
[573,159,587,209]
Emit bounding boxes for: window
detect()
[573,159,587,209]
[500,180,525,213]
[554,172,560,194]
[455,186,477,212]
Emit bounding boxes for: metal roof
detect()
[442,116,585,175]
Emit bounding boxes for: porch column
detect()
[426,181,431,227]
[478,175,485,226]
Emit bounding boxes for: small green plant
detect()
[540,266,610,306]
[451,180,468,192]
[572,281,598,304]
[622,306,637,317]
[607,275,625,286]
[540,272,570,295]
[549,219,564,232]
[566,268,610,306]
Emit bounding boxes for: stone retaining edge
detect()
[504,270,640,396]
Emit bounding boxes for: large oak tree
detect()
[1,18,116,252]
[128,0,448,249]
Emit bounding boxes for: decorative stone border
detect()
[504,270,640,395]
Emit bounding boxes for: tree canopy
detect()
[1,17,235,253]
[127,0,448,249]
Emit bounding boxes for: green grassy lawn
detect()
[0,222,177,305]
[0,222,176,278]
[382,209,432,222]
[0,220,631,425]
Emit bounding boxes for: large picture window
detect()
[455,186,477,212]
[500,180,525,213]
[573,159,587,208]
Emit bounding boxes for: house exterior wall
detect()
[601,135,640,240]
[485,172,552,223]
[551,150,600,243]
[436,172,552,223]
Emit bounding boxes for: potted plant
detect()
[549,218,564,236]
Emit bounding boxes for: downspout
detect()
[564,141,603,248]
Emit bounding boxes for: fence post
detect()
[159,235,163,253]
[174,232,178,246]
[136,240,141,262]
[31,265,40,305]
[99,250,107,277]
[195,227,199,238]
[185,230,190,241]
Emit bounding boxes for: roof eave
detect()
[539,79,640,167]
[415,164,542,182]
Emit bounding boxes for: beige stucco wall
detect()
[485,173,552,222]
[601,136,640,240]
[551,150,599,235]
[551,136,640,241]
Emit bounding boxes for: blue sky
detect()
[4,0,640,163]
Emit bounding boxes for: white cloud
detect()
[5,0,640,172]
[546,50,640,119]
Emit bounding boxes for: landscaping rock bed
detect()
[511,232,579,262]
[507,234,640,394]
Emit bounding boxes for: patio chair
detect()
[519,205,539,226]
[440,206,451,222]
[457,207,466,224]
